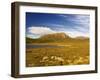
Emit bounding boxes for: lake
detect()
[26,44,63,48]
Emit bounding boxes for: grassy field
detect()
[26,38,89,67]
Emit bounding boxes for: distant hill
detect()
[26,32,89,43]
[40,32,70,40]
[74,36,89,40]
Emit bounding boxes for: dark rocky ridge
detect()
[40,32,70,40]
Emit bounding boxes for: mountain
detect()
[40,32,70,40]
[26,32,89,43]
[26,33,71,43]
[75,36,89,40]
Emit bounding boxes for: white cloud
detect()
[26,26,56,38]
[58,14,69,18]
[26,26,89,39]
[64,30,89,38]
[57,28,89,38]
[58,15,90,35]
[72,15,90,28]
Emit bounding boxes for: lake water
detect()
[26,44,62,48]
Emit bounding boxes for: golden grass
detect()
[26,40,89,67]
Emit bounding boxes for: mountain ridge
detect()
[26,32,89,43]
[40,32,70,40]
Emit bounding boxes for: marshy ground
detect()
[26,39,89,67]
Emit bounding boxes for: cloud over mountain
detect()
[26,26,56,38]
[26,13,90,39]
[26,26,89,39]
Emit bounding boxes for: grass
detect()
[26,39,89,67]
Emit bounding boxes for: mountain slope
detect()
[40,32,70,40]
[26,32,89,43]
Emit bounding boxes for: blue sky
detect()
[26,12,90,38]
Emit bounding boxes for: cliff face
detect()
[40,33,70,40]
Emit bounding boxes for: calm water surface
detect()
[26,44,63,48]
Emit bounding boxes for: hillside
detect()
[26,32,89,67]
[74,36,89,40]
[26,32,89,43]
[26,33,71,43]
[41,32,70,39]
